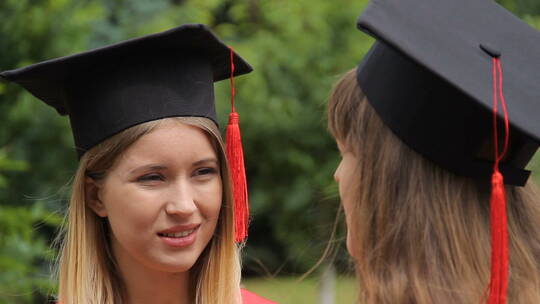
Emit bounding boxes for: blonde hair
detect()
[55,117,241,304]
[328,69,540,304]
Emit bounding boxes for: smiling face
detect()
[86,120,222,273]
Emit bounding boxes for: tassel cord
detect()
[487,57,510,304]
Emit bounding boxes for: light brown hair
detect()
[328,68,540,304]
[55,117,241,304]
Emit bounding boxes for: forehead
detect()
[115,121,217,168]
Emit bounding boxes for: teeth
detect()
[161,229,195,238]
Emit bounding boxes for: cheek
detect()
[196,178,223,222]
[339,157,361,258]
[193,178,223,254]
[336,154,357,196]
[102,183,161,242]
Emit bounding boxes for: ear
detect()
[85,176,108,217]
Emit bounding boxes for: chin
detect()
[149,248,207,273]
[146,258,197,273]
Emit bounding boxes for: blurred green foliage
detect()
[0,0,539,303]
[0,203,62,304]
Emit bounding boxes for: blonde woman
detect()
[1,24,274,304]
[327,0,540,303]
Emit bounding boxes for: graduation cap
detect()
[355,0,540,302]
[0,23,251,243]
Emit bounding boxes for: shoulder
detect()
[241,288,277,304]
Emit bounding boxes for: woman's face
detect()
[334,140,360,259]
[88,120,222,273]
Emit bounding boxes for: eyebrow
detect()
[127,158,219,175]
[193,158,219,166]
[129,165,167,175]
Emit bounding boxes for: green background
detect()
[1,0,539,303]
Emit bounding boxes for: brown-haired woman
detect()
[329,69,540,303]
[327,0,540,303]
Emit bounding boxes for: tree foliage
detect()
[0,0,539,302]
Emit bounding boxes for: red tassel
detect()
[226,46,249,243]
[487,171,509,304]
[226,112,249,243]
[487,57,509,304]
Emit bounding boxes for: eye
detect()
[194,167,218,177]
[136,173,165,182]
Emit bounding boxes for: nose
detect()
[334,161,342,183]
[165,180,197,216]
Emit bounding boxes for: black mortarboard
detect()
[356,0,540,187]
[355,0,540,302]
[1,23,253,243]
[0,23,252,156]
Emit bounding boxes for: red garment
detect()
[55,289,276,303]
[241,289,276,304]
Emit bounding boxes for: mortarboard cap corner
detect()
[0,71,10,82]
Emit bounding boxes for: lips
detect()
[157,223,200,235]
[159,228,197,238]
[157,224,200,248]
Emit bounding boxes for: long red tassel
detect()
[487,57,510,304]
[226,46,249,243]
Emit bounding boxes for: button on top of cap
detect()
[480,43,502,58]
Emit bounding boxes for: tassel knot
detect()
[229,112,240,124]
[492,171,503,185]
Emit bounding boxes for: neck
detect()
[112,241,191,304]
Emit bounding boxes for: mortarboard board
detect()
[355,0,540,302]
[0,23,252,243]
[0,23,252,156]
[356,0,540,187]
